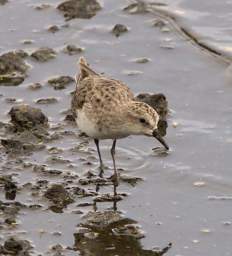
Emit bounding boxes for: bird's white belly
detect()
[76,110,99,138]
[76,110,129,139]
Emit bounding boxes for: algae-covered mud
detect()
[0,0,232,255]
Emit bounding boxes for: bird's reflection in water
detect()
[73,197,172,256]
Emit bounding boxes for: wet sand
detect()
[0,0,232,255]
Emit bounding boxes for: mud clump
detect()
[0,51,28,86]
[0,237,32,255]
[0,175,17,200]
[1,139,45,154]
[0,0,8,5]
[120,175,143,186]
[36,97,58,104]
[47,25,60,33]
[0,74,25,86]
[44,184,74,212]
[31,47,56,62]
[28,82,42,90]
[136,93,168,136]
[0,51,28,75]
[48,75,75,90]
[57,0,102,20]
[9,105,48,131]
[63,44,84,55]
[112,24,129,37]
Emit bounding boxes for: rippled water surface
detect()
[0,0,232,255]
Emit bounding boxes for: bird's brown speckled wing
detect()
[71,76,134,113]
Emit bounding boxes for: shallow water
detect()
[0,0,232,255]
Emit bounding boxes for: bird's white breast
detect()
[76,109,99,138]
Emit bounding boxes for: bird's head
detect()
[124,101,169,150]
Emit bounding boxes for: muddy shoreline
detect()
[0,0,232,255]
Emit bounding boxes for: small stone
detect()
[21,39,34,45]
[172,121,178,128]
[9,104,48,130]
[28,83,42,90]
[63,44,84,55]
[47,75,75,90]
[57,0,102,20]
[0,73,25,86]
[36,97,58,104]
[153,19,167,28]
[222,221,232,226]
[52,231,62,236]
[3,237,32,255]
[112,24,129,37]
[200,228,211,234]
[193,181,206,187]
[161,26,171,33]
[35,4,51,10]
[44,184,74,209]
[132,57,150,64]
[31,47,56,62]
[47,25,60,33]
[5,98,23,104]
[122,70,143,76]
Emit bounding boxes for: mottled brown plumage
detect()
[71,57,169,196]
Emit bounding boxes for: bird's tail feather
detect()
[75,57,99,86]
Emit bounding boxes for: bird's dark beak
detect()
[152,129,169,150]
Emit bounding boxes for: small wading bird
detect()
[71,57,169,196]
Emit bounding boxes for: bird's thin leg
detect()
[94,139,104,177]
[111,139,118,197]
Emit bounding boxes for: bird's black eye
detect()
[139,118,146,124]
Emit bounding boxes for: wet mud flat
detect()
[0,0,232,255]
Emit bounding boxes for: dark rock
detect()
[0,0,8,5]
[0,73,25,86]
[112,24,128,37]
[5,97,23,104]
[64,109,76,122]
[0,51,28,86]
[94,193,124,202]
[44,184,74,211]
[72,186,97,197]
[133,57,150,64]
[31,47,56,62]
[4,180,17,200]
[28,82,42,90]
[36,97,58,104]
[4,217,16,225]
[0,51,28,75]
[57,0,102,20]
[1,139,45,154]
[77,202,93,207]
[120,175,143,186]
[2,237,32,255]
[136,93,168,136]
[48,75,75,90]
[47,25,60,33]
[9,104,48,131]
[63,44,84,55]
[21,39,34,45]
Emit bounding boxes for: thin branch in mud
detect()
[126,0,232,65]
